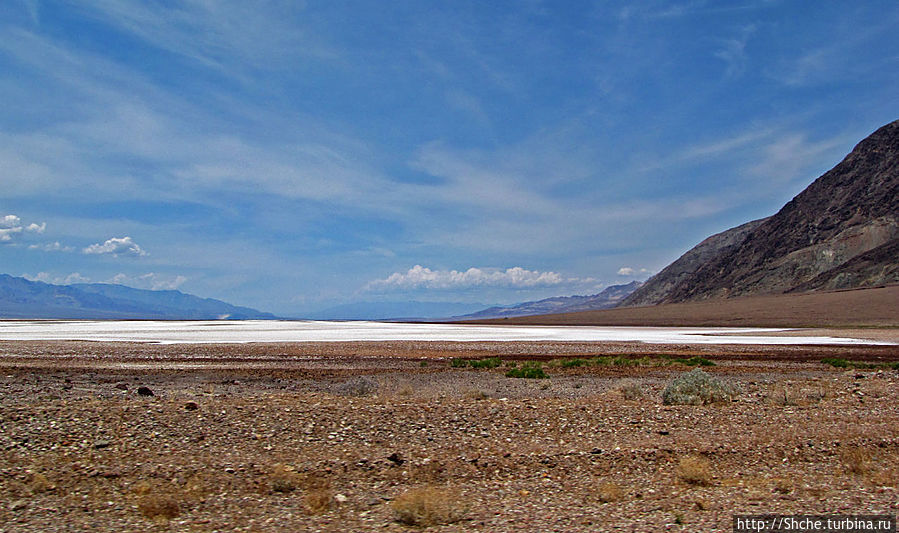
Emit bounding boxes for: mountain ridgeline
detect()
[458,281,641,320]
[622,119,899,307]
[0,274,275,320]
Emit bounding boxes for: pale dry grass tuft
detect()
[676,456,712,486]
[268,464,303,494]
[301,475,334,515]
[841,446,872,476]
[28,472,55,494]
[596,481,624,503]
[615,379,644,400]
[391,485,467,527]
[132,481,182,522]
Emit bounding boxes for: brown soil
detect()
[467,285,899,328]
[2,340,899,531]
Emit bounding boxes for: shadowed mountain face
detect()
[458,281,641,320]
[0,274,275,319]
[623,119,899,306]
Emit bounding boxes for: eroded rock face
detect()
[622,119,899,306]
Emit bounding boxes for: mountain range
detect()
[456,281,641,320]
[0,274,275,320]
[622,119,899,307]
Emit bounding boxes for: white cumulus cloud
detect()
[83,236,147,257]
[617,267,651,277]
[0,214,48,243]
[366,265,571,291]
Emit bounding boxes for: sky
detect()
[1,1,897,316]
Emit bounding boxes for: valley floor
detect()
[2,339,899,532]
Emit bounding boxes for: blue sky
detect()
[1,1,897,316]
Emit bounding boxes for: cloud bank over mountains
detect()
[366,265,599,292]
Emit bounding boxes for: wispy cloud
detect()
[109,272,188,290]
[70,0,332,72]
[83,236,147,257]
[714,24,756,78]
[29,241,74,252]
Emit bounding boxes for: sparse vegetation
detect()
[841,446,872,476]
[596,481,624,503]
[676,456,712,486]
[132,481,183,522]
[469,357,502,369]
[335,376,379,396]
[452,357,502,369]
[616,379,644,400]
[821,358,899,370]
[505,362,548,379]
[268,464,302,494]
[553,355,715,368]
[662,368,738,405]
[391,486,467,527]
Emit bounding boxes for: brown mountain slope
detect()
[623,119,899,306]
[470,285,899,328]
[622,218,768,307]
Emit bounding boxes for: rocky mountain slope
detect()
[458,281,641,320]
[0,274,275,319]
[622,119,899,306]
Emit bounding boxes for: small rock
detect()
[137,386,154,397]
[367,497,382,506]
[334,493,347,503]
[658,430,670,435]
[184,401,199,411]
[114,383,128,391]
[94,440,110,449]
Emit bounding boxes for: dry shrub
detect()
[772,477,793,494]
[268,464,303,494]
[596,481,623,503]
[464,389,489,400]
[676,456,712,486]
[302,475,334,515]
[662,369,738,405]
[335,376,378,397]
[29,473,55,494]
[391,486,467,527]
[841,447,871,476]
[303,488,334,515]
[616,379,644,401]
[132,482,182,522]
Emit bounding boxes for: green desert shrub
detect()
[468,357,502,369]
[450,358,469,368]
[505,362,548,379]
[662,369,738,405]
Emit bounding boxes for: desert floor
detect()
[2,336,899,532]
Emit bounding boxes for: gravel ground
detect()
[1,340,898,532]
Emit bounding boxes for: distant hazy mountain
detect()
[457,281,642,320]
[305,300,492,321]
[0,274,275,319]
[622,119,899,306]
